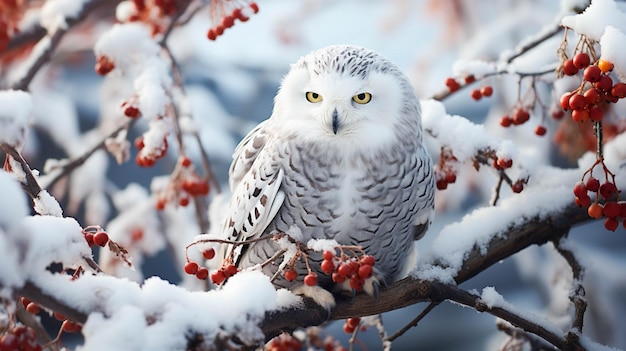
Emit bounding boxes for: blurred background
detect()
[3,0,626,350]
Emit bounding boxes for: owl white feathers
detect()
[219,45,434,309]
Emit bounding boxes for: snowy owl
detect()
[220,45,435,309]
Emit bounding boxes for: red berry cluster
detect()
[134,135,168,168]
[82,226,110,248]
[0,0,26,52]
[206,2,259,41]
[499,108,531,128]
[434,147,458,190]
[470,86,493,101]
[123,0,179,35]
[342,317,363,334]
[94,55,115,76]
[560,55,626,123]
[573,169,623,231]
[154,157,210,210]
[319,250,375,292]
[0,325,41,351]
[183,248,239,284]
[266,333,302,351]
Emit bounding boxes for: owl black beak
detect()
[332,109,339,134]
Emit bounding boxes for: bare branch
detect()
[553,239,587,333]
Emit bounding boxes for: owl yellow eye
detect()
[305,91,323,103]
[352,92,372,104]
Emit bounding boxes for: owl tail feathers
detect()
[292,284,336,317]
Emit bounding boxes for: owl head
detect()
[271,45,422,149]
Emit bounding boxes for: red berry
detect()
[93,231,109,247]
[178,195,190,207]
[25,302,40,314]
[53,312,66,321]
[497,158,513,169]
[603,201,620,218]
[611,82,626,98]
[572,52,591,69]
[583,88,601,104]
[575,195,591,208]
[343,323,355,334]
[124,106,141,118]
[470,89,482,101]
[588,203,603,219]
[534,125,547,136]
[512,181,524,193]
[207,28,217,40]
[562,58,579,76]
[134,136,145,149]
[604,217,619,231]
[512,109,530,125]
[180,157,192,167]
[480,86,493,97]
[95,56,115,75]
[62,320,82,333]
[304,273,318,286]
[599,182,617,199]
[358,264,373,279]
[349,275,364,291]
[499,116,512,127]
[361,255,375,266]
[195,267,209,280]
[583,65,601,83]
[321,259,335,274]
[0,334,19,351]
[588,105,604,121]
[551,109,564,120]
[202,248,215,260]
[222,15,234,28]
[560,92,572,110]
[184,261,199,275]
[211,270,226,285]
[571,109,589,122]
[155,197,166,211]
[250,2,259,13]
[347,317,361,328]
[594,75,612,91]
[224,264,238,277]
[586,177,600,192]
[573,181,588,198]
[214,25,224,36]
[284,269,298,281]
[337,263,353,277]
[84,232,95,247]
[445,78,460,92]
[436,178,448,190]
[322,250,335,261]
[568,94,587,110]
[464,75,476,84]
[332,272,346,283]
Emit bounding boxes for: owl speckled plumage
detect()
[220,45,434,308]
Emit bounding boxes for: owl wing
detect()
[222,120,285,264]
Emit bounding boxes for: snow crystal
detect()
[79,307,147,351]
[275,288,303,310]
[0,90,33,147]
[133,57,171,120]
[561,0,626,40]
[140,118,171,159]
[40,0,88,32]
[599,26,626,81]
[33,190,63,217]
[480,286,505,308]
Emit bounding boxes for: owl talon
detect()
[292,284,336,313]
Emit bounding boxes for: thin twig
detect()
[385,301,440,343]
[505,25,563,64]
[41,119,134,190]
[1,143,43,198]
[553,238,587,333]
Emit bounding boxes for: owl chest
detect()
[276,153,397,239]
